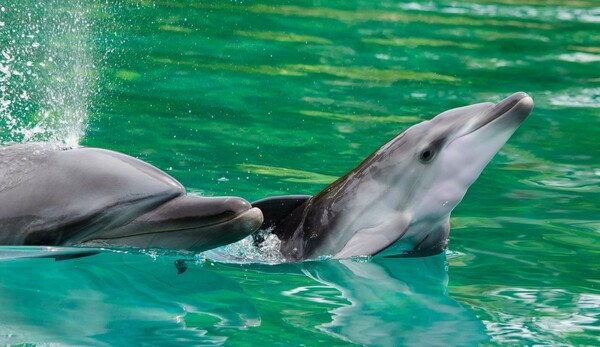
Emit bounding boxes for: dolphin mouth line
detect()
[463,92,532,137]
[84,207,262,242]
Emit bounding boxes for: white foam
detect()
[206,230,286,264]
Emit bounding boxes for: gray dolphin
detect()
[253,92,534,261]
[0,143,263,251]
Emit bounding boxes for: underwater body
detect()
[1,0,599,346]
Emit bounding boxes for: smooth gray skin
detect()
[254,92,534,261]
[0,144,263,252]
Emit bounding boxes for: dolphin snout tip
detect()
[522,93,534,109]
[223,198,264,233]
[511,92,534,120]
[242,207,264,232]
[493,92,533,123]
[508,91,534,108]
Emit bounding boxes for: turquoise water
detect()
[1,0,599,345]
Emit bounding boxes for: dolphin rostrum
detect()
[253,92,534,261]
[0,143,263,251]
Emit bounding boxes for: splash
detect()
[0,1,104,147]
[206,229,287,264]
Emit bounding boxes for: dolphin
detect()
[0,143,263,251]
[253,92,534,261]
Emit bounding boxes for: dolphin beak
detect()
[82,196,264,252]
[469,92,534,134]
[137,196,261,231]
[488,91,533,122]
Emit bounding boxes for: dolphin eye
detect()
[419,148,435,163]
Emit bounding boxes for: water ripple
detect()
[550,88,600,108]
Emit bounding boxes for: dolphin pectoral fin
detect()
[174,259,189,274]
[252,195,311,231]
[378,220,450,258]
[4,247,102,261]
[39,250,101,261]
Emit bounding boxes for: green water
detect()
[1,0,599,345]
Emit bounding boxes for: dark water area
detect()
[0,0,599,345]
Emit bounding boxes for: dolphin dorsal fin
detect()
[252,195,311,231]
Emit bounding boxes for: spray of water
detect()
[0,1,104,147]
[206,229,287,264]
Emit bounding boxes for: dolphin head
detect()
[53,148,265,252]
[76,195,264,252]
[387,92,533,226]
[306,92,534,259]
[0,144,263,252]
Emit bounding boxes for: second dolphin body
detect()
[253,92,534,260]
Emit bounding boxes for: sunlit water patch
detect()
[400,1,600,24]
[550,88,600,108]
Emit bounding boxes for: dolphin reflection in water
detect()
[0,248,488,346]
[207,248,490,346]
[301,255,489,346]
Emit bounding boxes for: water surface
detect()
[0,0,599,346]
